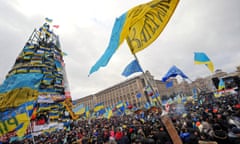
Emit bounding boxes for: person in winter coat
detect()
[211,123,228,144]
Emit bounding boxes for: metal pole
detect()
[25,102,36,144]
[127,38,182,144]
[27,29,36,42]
[187,77,204,105]
[133,54,162,107]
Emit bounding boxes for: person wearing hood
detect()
[211,123,228,144]
[228,127,240,144]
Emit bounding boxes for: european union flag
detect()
[122,59,143,77]
[162,65,188,82]
[136,92,142,99]
[165,81,173,88]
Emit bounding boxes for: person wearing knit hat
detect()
[196,121,201,127]
[212,123,228,144]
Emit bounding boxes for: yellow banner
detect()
[0,101,34,137]
[63,99,79,120]
[126,0,179,54]
[0,88,38,111]
[0,113,30,137]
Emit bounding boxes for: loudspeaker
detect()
[224,76,239,89]
[212,77,219,89]
[233,76,240,87]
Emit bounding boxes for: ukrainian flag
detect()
[218,78,225,91]
[85,106,90,118]
[73,104,85,115]
[89,0,179,76]
[194,52,214,73]
[45,17,53,23]
[0,100,36,137]
[94,102,104,112]
[104,107,113,119]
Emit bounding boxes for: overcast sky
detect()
[0,0,240,100]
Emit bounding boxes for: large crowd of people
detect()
[3,94,240,144]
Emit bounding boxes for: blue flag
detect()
[162,65,188,82]
[144,102,151,109]
[122,59,143,77]
[192,87,198,99]
[136,92,142,99]
[116,101,125,112]
[165,81,173,88]
[88,14,127,76]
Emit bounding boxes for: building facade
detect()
[73,65,240,110]
[74,71,159,110]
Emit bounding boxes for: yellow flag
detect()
[107,109,113,119]
[89,0,179,76]
[0,88,38,111]
[126,0,179,53]
[0,101,35,137]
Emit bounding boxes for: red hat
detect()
[235,104,240,109]
[196,121,201,127]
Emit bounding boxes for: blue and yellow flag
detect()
[0,100,36,137]
[104,107,113,119]
[94,102,104,112]
[122,59,143,77]
[89,0,179,76]
[73,104,85,115]
[144,102,151,109]
[218,78,225,91]
[85,106,90,118]
[0,73,42,110]
[62,51,68,56]
[194,52,214,73]
[115,101,125,115]
[45,17,53,23]
[151,92,160,103]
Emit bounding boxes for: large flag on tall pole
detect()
[162,65,188,82]
[194,52,214,73]
[122,59,143,77]
[89,0,180,76]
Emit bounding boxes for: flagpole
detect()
[126,35,182,143]
[131,53,183,144]
[187,77,205,104]
[132,54,162,107]
[24,102,36,144]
